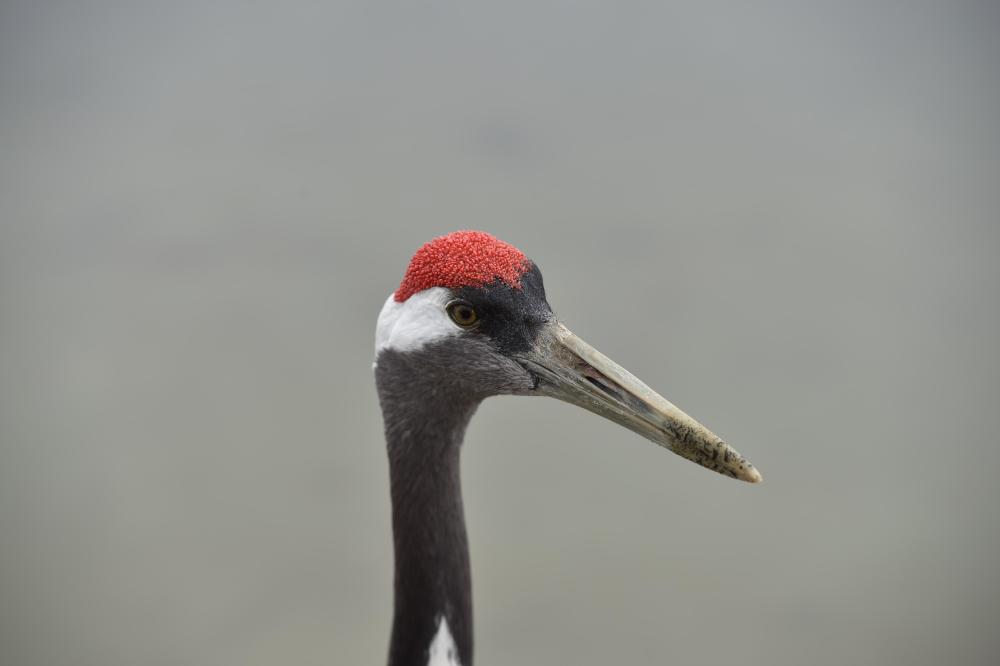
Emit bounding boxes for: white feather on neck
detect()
[427,615,461,666]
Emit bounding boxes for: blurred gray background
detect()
[1,2,998,665]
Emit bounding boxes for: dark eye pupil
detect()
[450,303,477,326]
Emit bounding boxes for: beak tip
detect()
[742,466,763,484]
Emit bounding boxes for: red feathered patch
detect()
[395,231,530,302]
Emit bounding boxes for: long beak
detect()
[516,321,761,483]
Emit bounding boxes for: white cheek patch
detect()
[427,615,461,666]
[374,287,460,359]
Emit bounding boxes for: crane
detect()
[373,231,760,666]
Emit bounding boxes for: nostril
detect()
[585,376,623,401]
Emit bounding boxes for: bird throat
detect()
[377,358,478,666]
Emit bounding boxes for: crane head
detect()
[374,230,761,483]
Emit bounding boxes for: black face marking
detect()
[453,262,553,355]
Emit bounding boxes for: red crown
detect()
[395,231,530,302]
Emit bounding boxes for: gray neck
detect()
[376,349,480,666]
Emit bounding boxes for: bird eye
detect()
[447,301,479,328]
